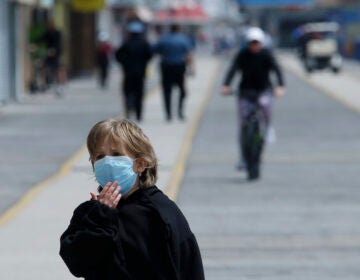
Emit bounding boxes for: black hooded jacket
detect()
[59,186,204,280]
[115,35,152,77]
[224,48,284,93]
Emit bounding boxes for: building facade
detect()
[0,1,14,104]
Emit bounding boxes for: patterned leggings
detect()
[237,90,273,160]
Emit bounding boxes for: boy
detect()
[59,118,204,279]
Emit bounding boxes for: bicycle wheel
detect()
[241,110,265,180]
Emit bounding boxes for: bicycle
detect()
[241,102,267,180]
[28,44,47,94]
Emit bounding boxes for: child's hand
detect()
[274,86,285,97]
[221,86,231,96]
[90,181,121,209]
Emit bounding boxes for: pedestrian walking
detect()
[153,24,193,121]
[115,22,152,122]
[43,19,64,97]
[96,32,112,89]
[59,118,205,280]
[221,27,285,180]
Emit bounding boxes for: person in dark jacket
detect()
[59,118,205,280]
[221,27,285,180]
[115,22,152,122]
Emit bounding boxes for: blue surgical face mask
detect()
[94,156,138,195]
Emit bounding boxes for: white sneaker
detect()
[236,161,247,171]
[55,86,65,98]
[266,126,277,144]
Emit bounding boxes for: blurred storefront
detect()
[328,7,360,60]
[6,0,64,98]
[70,0,105,76]
[0,0,13,103]
[2,0,46,102]
[18,0,105,96]
[3,0,144,102]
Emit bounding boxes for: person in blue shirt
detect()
[153,24,193,121]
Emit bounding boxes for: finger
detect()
[102,182,112,193]
[114,185,121,194]
[90,192,97,200]
[101,183,118,203]
[106,182,119,198]
[100,182,112,197]
[98,183,112,200]
[111,181,119,190]
[108,181,118,193]
[111,186,121,200]
[112,194,122,208]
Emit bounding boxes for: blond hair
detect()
[87,118,158,188]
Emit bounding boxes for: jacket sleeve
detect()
[59,200,122,278]
[145,42,153,62]
[268,51,285,87]
[56,31,62,56]
[179,234,205,280]
[223,51,242,86]
[115,46,126,64]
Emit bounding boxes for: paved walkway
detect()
[2,50,360,279]
[0,60,159,215]
[279,51,360,114]
[0,55,220,279]
[177,52,360,279]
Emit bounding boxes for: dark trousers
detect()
[44,58,59,87]
[160,63,187,120]
[99,63,109,88]
[123,74,145,121]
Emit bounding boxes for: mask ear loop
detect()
[133,158,142,176]
[134,157,152,187]
[133,157,151,172]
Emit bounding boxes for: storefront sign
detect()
[72,0,105,11]
[237,0,314,6]
[11,0,37,4]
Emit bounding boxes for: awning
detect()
[154,4,208,24]
[10,0,37,5]
[72,0,105,12]
[136,5,154,23]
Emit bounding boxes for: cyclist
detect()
[43,20,64,97]
[221,27,285,180]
